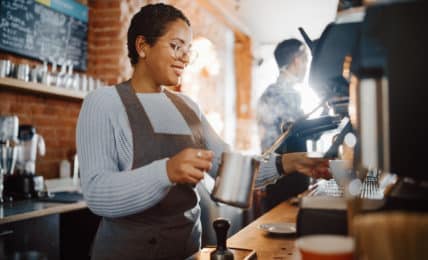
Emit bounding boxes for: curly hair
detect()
[127,3,191,65]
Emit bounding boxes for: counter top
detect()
[194,201,300,259]
[228,201,299,259]
[0,199,87,224]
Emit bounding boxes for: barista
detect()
[76,4,330,259]
[256,39,311,211]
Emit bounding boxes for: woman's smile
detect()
[172,64,184,76]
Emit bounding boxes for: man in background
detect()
[256,38,310,211]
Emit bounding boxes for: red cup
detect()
[296,235,354,260]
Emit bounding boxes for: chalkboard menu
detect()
[0,0,88,71]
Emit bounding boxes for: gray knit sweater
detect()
[76,87,280,218]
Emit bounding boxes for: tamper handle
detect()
[211,218,234,260]
[213,218,229,250]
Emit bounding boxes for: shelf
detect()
[0,77,86,100]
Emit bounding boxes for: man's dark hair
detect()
[127,3,191,65]
[274,38,303,69]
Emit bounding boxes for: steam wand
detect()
[260,98,330,161]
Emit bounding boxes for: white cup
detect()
[296,235,354,260]
[329,159,353,186]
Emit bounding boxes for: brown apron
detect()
[91,81,206,260]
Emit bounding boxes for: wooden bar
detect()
[227,202,299,259]
[194,202,300,259]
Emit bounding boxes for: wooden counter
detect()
[228,201,299,259]
[0,199,87,224]
[195,201,300,259]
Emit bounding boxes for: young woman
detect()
[77,3,330,260]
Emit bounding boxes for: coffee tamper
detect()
[210,218,234,260]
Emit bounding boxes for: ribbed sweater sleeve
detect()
[76,90,172,218]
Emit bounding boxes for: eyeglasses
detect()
[169,41,198,64]
[143,36,199,65]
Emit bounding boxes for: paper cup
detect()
[296,235,354,260]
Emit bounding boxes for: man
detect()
[256,38,310,211]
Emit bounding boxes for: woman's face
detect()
[144,19,193,86]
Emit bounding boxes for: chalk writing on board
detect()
[0,0,88,71]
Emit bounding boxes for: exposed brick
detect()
[0,91,17,101]
[0,102,11,112]
[90,38,125,48]
[89,0,122,9]
[9,103,33,115]
[30,104,45,115]
[91,25,123,33]
[37,127,56,138]
[90,48,127,58]
[90,8,122,19]
[89,29,126,39]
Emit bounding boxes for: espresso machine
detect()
[295,0,428,237]
[348,1,428,211]
[3,125,45,200]
[0,115,19,202]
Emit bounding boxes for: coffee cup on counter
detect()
[296,235,354,260]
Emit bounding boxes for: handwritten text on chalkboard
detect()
[0,0,88,71]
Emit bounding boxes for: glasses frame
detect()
[169,40,198,65]
[143,36,198,65]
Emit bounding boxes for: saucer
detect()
[259,222,296,235]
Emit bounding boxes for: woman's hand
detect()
[166,148,214,184]
[282,152,331,179]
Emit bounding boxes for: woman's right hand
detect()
[282,152,331,179]
[166,148,214,184]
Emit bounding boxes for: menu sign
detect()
[0,0,88,71]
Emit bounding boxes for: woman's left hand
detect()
[281,152,331,179]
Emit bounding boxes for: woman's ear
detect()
[135,35,147,59]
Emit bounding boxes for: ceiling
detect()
[235,0,339,45]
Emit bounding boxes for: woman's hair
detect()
[127,3,191,65]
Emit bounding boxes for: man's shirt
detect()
[257,73,304,151]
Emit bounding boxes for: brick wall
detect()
[87,0,143,84]
[0,1,142,179]
[0,0,253,179]
[0,90,80,179]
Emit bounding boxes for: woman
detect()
[77,3,330,260]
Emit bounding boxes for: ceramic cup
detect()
[296,235,354,260]
[329,159,353,186]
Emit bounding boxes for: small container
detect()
[296,235,354,260]
[59,159,71,179]
[16,64,30,82]
[0,59,11,78]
